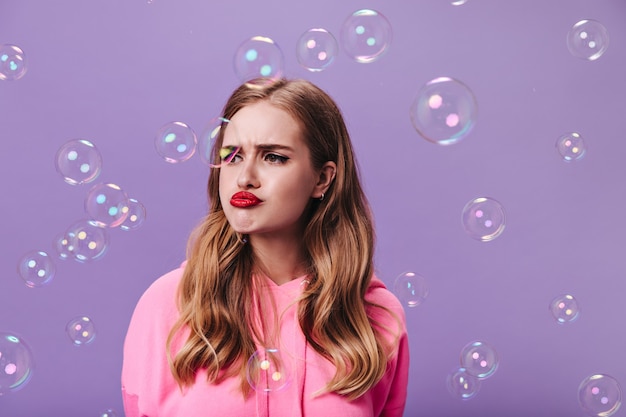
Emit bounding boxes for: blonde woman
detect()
[122,78,409,417]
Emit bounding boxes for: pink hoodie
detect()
[122,264,409,417]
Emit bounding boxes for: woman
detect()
[122,78,409,417]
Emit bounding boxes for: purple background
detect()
[2,0,626,416]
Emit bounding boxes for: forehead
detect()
[223,101,304,146]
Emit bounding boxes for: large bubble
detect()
[393,271,429,308]
[461,197,506,242]
[84,183,130,228]
[567,19,609,61]
[410,77,477,145]
[233,36,284,85]
[340,9,392,63]
[246,348,291,392]
[296,28,338,72]
[154,121,197,163]
[55,139,103,185]
[579,374,622,417]
[17,250,55,288]
[0,332,34,395]
[0,44,27,81]
[460,340,499,379]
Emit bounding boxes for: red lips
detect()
[230,191,262,208]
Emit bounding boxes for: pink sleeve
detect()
[122,387,145,417]
[121,266,184,417]
[380,331,409,417]
[366,276,410,417]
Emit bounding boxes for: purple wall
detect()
[1,1,625,416]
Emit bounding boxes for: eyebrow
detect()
[221,143,294,152]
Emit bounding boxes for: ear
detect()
[312,161,336,199]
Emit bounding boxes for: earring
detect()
[320,193,325,201]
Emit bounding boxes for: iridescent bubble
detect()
[549,294,581,324]
[462,197,506,242]
[233,36,284,84]
[579,374,622,417]
[567,20,609,61]
[119,198,147,232]
[296,28,338,72]
[17,250,55,288]
[65,219,109,263]
[340,9,392,63]
[66,316,96,346]
[246,348,291,392]
[84,183,130,228]
[53,233,72,261]
[556,132,586,162]
[446,367,481,400]
[197,117,230,167]
[100,410,117,417]
[0,332,34,395]
[0,44,27,81]
[460,340,499,379]
[54,139,103,185]
[410,77,478,145]
[393,272,429,308]
[154,121,197,163]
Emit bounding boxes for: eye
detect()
[264,153,289,164]
[221,146,241,164]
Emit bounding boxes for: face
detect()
[218,100,329,240]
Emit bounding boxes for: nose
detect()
[236,158,260,189]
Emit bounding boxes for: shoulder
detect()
[138,265,184,304]
[122,263,187,409]
[366,275,405,320]
[129,263,186,330]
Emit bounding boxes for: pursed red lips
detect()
[230,191,262,208]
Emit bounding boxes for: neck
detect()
[248,233,308,285]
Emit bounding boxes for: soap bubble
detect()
[410,77,478,145]
[155,121,197,163]
[119,198,147,231]
[340,9,392,63]
[0,44,27,81]
[84,183,130,228]
[462,197,506,242]
[17,250,55,288]
[197,117,230,167]
[451,0,469,5]
[0,332,34,395]
[567,19,609,61]
[246,348,291,392]
[579,374,622,417]
[460,340,499,379]
[100,410,117,417]
[549,294,580,324]
[446,367,481,400]
[233,36,284,84]
[66,316,96,346]
[296,28,338,72]
[556,132,586,162]
[393,272,429,308]
[55,139,103,185]
[65,219,109,262]
[53,233,73,261]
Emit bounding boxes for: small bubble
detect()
[340,9,392,63]
[66,316,96,346]
[155,122,197,163]
[17,250,55,288]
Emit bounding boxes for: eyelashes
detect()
[211,147,289,167]
[210,146,241,168]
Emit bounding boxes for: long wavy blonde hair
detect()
[167,78,399,399]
